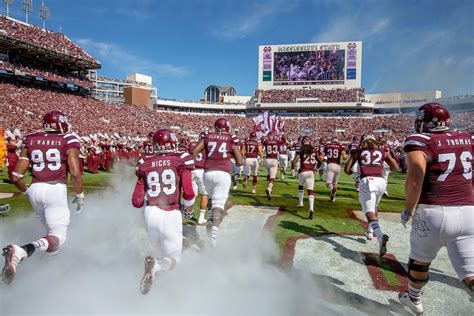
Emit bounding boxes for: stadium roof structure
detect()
[0,16,101,70]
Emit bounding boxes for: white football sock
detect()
[369,220,384,238]
[32,238,49,253]
[308,195,314,211]
[298,190,304,205]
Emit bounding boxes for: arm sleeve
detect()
[181,170,195,206]
[131,177,146,208]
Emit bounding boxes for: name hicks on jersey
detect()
[152,160,171,168]
[437,138,472,147]
[32,140,62,146]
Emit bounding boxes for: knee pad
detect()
[408,259,430,286]
[298,185,304,191]
[211,208,224,226]
[307,189,314,196]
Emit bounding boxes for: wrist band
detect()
[12,172,24,178]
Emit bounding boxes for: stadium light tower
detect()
[40,1,49,29]
[3,0,14,17]
[22,0,33,24]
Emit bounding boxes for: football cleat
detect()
[308,211,314,220]
[2,245,27,285]
[398,292,424,315]
[329,192,336,202]
[365,230,373,241]
[140,256,158,295]
[384,191,389,197]
[197,216,207,225]
[251,188,256,194]
[297,204,303,209]
[242,177,248,188]
[265,188,272,201]
[378,234,389,256]
[281,175,285,180]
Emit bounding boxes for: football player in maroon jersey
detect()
[398,103,474,315]
[191,118,243,247]
[189,132,208,224]
[278,135,289,179]
[242,132,263,194]
[132,129,196,295]
[322,137,347,202]
[263,132,280,200]
[2,111,84,285]
[345,133,399,255]
[292,136,322,219]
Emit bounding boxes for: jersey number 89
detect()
[147,169,176,197]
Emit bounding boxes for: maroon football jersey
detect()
[25,132,81,184]
[189,140,206,169]
[135,152,195,211]
[355,147,386,178]
[404,132,473,206]
[244,139,260,159]
[264,139,279,159]
[143,140,154,155]
[203,132,239,172]
[278,141,289,155]
[324,143,345,164]
[299,148,319,172]
[348,141,360,155]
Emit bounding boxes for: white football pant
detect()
[203,170,231,210]
[409,204,474,281]
[144,206,182,263]
[278,154,289,169]
[244,157,259,177]
[27,182,70,247]
[264,158,278,179]
[326,163,341,185]
[298,171,314,190]
[192,169,208,196]
[358,177,386,214]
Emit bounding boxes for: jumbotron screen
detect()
[258,41,362,90]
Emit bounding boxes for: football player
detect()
[189,133,208,224]
[2,111,84,285]
[291,136,322,219]
[263,132,279,200]
[398,103,474,315]
[345,133,399,255]
[230,128,243,190]
[378,135,396,196]
[132,129,195,295]
[348,136,361,191]
[322,137,347,202]
[278,135,289,179]
[191,118,243,247]
[242,132,263,194]
[317,136,327,182]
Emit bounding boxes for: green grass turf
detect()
[227,168,406,250]
[0,165,406,252]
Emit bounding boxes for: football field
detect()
[0,166,471,315]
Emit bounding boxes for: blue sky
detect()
[4,0,473,100]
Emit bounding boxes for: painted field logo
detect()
[361,252,408,292]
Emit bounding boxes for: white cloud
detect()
[212,0,298,40]
[311,14,390,42]
[77,39,188,77]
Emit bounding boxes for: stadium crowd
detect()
[0,61,92,88]
[0,16,98,63]
[257,88,365,103]
[1,82,472,142]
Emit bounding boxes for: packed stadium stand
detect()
[0,14,472,144]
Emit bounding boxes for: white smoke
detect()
[0,172,372,316]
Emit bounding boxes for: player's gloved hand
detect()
[400,209,413,228]
[72,192,85,213]
[181,204,194,219]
